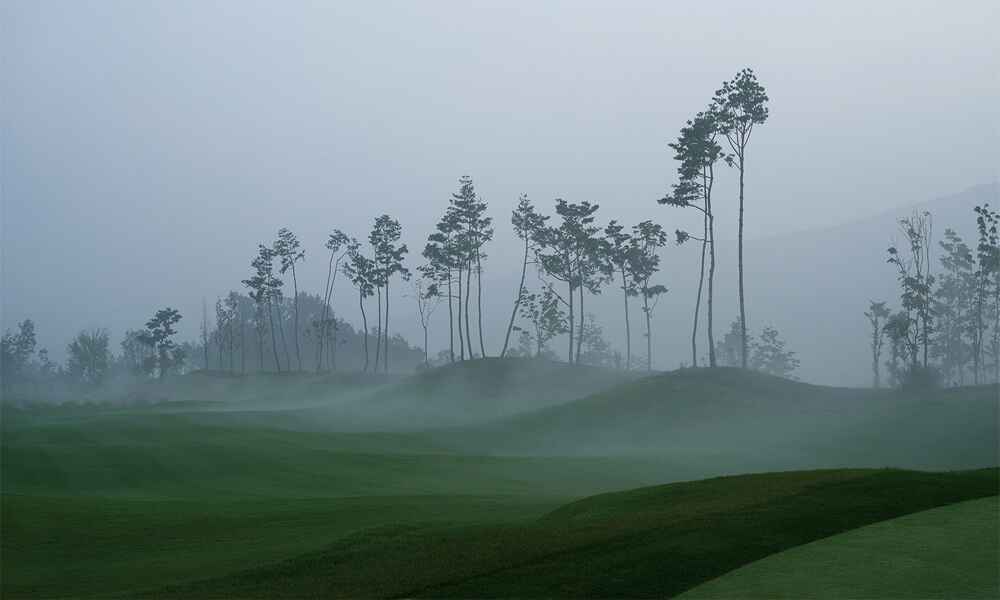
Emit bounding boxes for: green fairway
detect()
[108,468,999,599]
[678,495,1000,599]
[2,361,998,598]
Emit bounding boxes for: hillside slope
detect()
[478,367,999,471]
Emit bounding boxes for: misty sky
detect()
[2,1,998,376]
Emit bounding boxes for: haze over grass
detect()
[2,359,998,598]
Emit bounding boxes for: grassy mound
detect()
[107,468,998,599]
[678,495,999,599]
[290,357,646,430]
[490,368,999,470]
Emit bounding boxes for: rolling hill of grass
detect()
[3,359,997,598]
[108,468,999,599]
[484,367,999,470]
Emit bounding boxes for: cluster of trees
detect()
[4,67,806,393]
[715,318,800,379]
[866,204,1000,388]
[0,309,185,394]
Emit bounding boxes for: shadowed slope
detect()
[112,468,999,599]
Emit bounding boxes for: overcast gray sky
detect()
[2,0,998,372]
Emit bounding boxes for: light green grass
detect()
[678,495,1000,599]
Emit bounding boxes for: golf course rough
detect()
[1,363,997,598]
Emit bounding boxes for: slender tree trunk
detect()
[622,269,631,371]
[738,155,748,369]
[275,299,290,372]
[692,224,708,367]
[374,286,382,372]
[457,265,465,360]
[477,251,486,358]
[267,297,281,373]
[447,272,455,363]
[292,266,301,372]
[241,325,245,374]
[501,239,530,357]
[384,280,390,373]
[465,260,474,357]
[201,299,210,371]
[360,289,369,372]
[567,280,575,364]
[318,252,336,372]
[707,208,717,368]
[645,294,653,372]
[577,284,585,362]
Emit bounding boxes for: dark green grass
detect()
[1,493,560,599]
[109,468,998,599]
[678,495,999,599]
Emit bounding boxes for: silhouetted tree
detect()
[199,298,211,371]
[274,228,305,372]
[934,230,974,384]
[715,68,769,368]
[0,319,36,391]
[605,221,639,370]
[502,194,548,357]
[138,308,182,382]
[750,326,799,379]
[67,328,110,385]
[864,300,891,388]
[973,204,1000,383]
[716,318,752,368]
[887,211,935,375]
[213,296,229,373]
[577,313,614,368]
[344,245,375,372]
[660,109,724,367]
[369,215,409,373]
[244,245,284,373]
[535,199,606,364]
[250,296,269,373]
[512,286,568,359]
[318,231,355,372]
[422,215,461,362]
[119,328,156,380]
[451,176,493,358]
[408,278,440,364]
[630,221,668,371]
[224,291,244,373]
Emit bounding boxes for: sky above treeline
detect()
[2,1,998,376]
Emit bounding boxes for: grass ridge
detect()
[101,467,998,599]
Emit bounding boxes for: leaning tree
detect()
[501,195,548,357]
[660,109,724,367]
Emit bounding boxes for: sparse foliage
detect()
[67,328,111,385]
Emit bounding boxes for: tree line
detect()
[3,68,810,395]
[866,204,1000,388]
